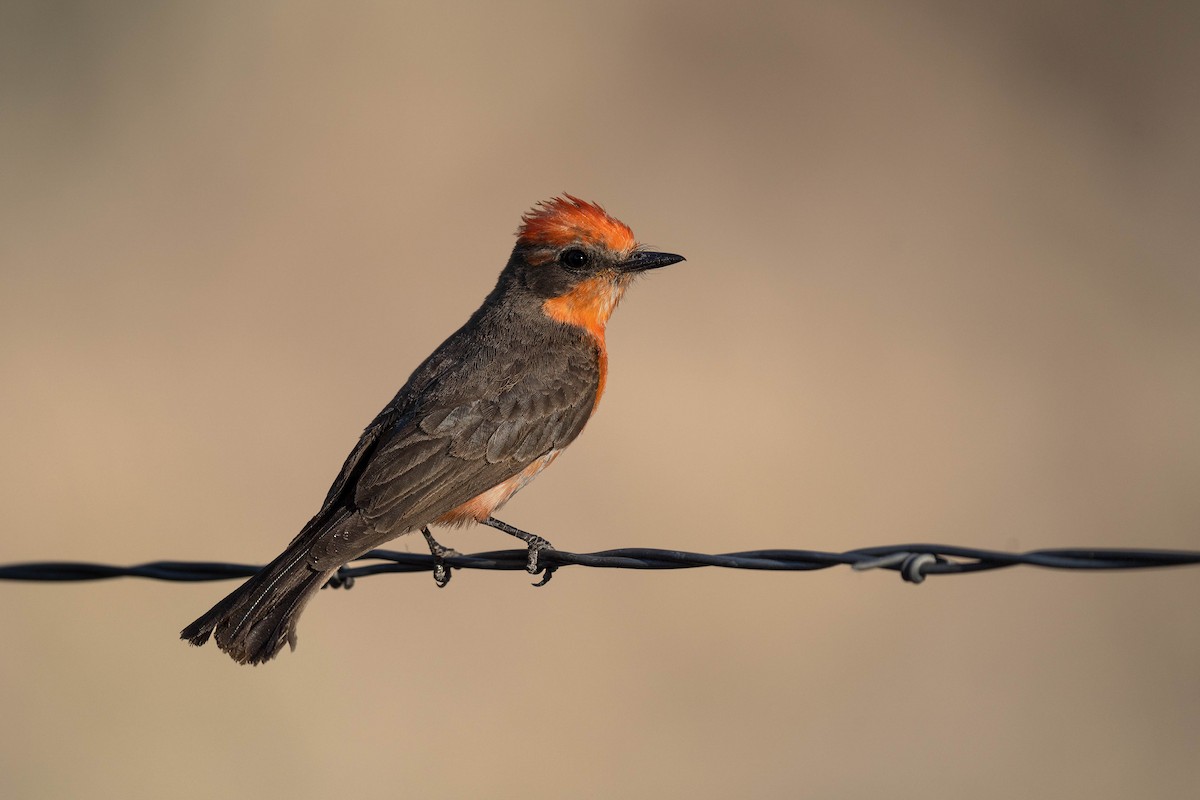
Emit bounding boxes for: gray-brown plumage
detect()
[180,196,683,664]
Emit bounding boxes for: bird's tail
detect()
[180,545,334,666]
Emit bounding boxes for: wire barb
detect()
[851,551,947,584]
[1,544,1197,587]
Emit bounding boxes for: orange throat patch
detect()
[542,275,626,411]
[542,275,626,340]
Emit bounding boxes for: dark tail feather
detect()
[180,548,334,666]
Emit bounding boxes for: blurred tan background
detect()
[2,1,1198,798]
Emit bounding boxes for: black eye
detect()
[560,248,589,270]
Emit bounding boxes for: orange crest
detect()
[517,195,636,253]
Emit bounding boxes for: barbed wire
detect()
[1,543,1197,588]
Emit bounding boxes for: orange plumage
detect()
[518,195,636,252]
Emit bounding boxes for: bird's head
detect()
[509,195,684,339]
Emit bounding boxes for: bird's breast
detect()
[434,449,561,526]
[541,276,624,412]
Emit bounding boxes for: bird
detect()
[180,195,684,664]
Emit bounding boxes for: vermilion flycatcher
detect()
[181,196,683,664]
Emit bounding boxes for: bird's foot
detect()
[525,536,558,587]
[421,527,460,588]
[482,516,559,587]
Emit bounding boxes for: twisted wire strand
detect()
[1,544,1197,587]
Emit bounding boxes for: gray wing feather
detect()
[304,340,599,570]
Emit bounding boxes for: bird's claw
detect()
[531,565,557,587]
[421,527,459,589]
[524,537,556,587]
[479,517,559,587]
[431,548,460,588]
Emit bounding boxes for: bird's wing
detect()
[305,348,599,569]
[283,406,400,550]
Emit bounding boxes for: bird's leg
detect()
[481,516,557,586]
[421,526,459,588]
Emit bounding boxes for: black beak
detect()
[620,250,686,273]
